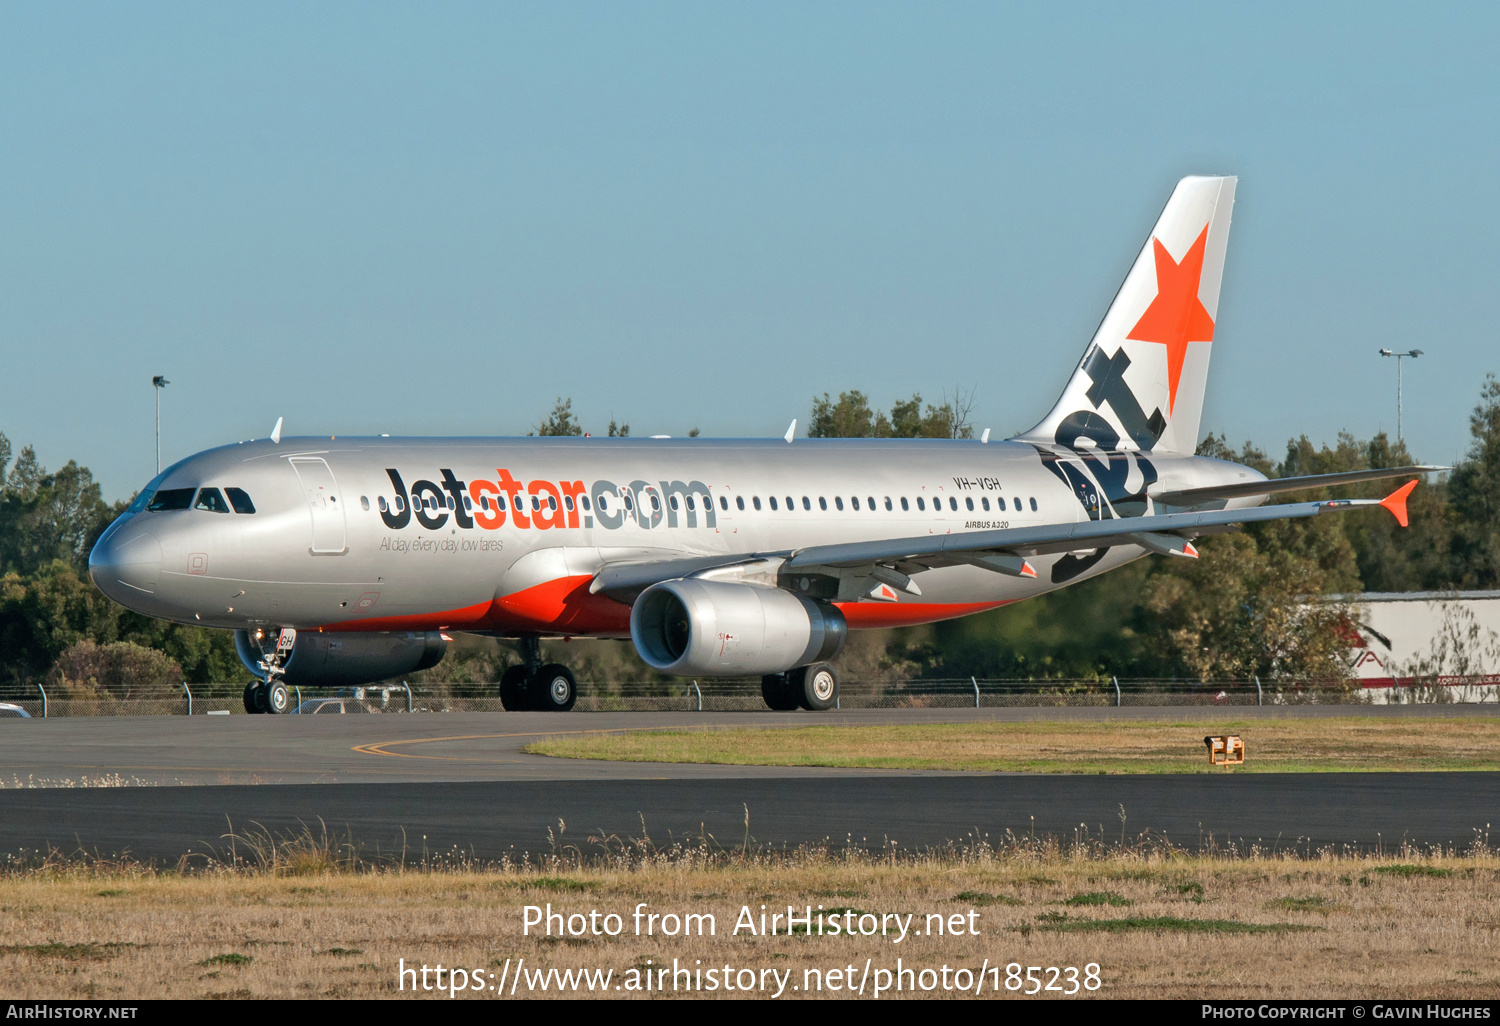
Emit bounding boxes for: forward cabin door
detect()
[289,457,348,555]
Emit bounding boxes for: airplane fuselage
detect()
[89,434,1264,638]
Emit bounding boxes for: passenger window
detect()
[736,496,745,511]
[850,496,859,511]
[463,496,473,511]
[834,497,843,511]
[965,497,974,511]
[564,495,574,511]
[950,497,958,511]
[753,496,762,511]
[997,497,1007,511]
[378,496,389,513]
[225,487,257,514]
[582,496,592,511]
[194,488,231,513]
[596,495,606,511]
[981,496,989,512]
[549,496,558,511]
[497,495,507,511]
[900,497,909,511]
[918,497,926,511]
[531,496,540,511]
[147,488,195,511]
[818,497,828,511]
[360,496,370,511]
[769,496,778,511]
[624,493,634,511]
[669,495,680,511]
[867,496,876,510]
[650,493,660,512]
[686,496,695,511]
[802,496,811,510]
[786,496,794,510]
[1030,497,1038,511]
[884,497,892,511]
[719,496,727,511]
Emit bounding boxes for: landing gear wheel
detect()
[265,681,292,715]
[792,662,839,711]
[760,673,800,711]
[243,682,267,714]
[499,665,529,712]
[533,664,577,712]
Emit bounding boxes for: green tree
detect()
[809,391,878,438]
[808,389,976,439]
[1448,374,1500,587]
[1142,533,1353,680]
[533,397,584,437]
[48,639,182,699]
[0,435,116,576]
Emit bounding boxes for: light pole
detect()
[152,375,170,474]
[1378,349,1422,444]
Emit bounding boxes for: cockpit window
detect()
[146,488,195,511]
[194,488,232,513]
[224,487,256,514]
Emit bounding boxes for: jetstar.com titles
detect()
[377,468,718,533]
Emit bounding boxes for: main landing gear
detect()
[761,662,840,712]
[500,637,578,712]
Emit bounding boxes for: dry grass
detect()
[522,718,1500,773]
[2,827,1499,999]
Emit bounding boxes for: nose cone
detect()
[88,519,163,607]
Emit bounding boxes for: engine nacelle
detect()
[630,579,846,677]
[234,629,446,687]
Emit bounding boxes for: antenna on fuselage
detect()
[270,417,283,444]
[784,419,796,443]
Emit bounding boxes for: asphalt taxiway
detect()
[0,707,1494,860]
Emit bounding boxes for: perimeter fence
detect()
[0,675,1494,717]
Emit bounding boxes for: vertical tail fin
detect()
[1018,175,1236,453]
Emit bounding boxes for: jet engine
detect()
[234,629,446,687]
[630,579,846,676]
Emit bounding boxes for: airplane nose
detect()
[88,523,163,601]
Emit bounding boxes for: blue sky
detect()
[2,2,1496,499]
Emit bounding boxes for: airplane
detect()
[88,175,1436,714]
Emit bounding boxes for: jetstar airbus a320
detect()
[88,176,1434,714]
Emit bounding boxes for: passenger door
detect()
[289,457,347,555]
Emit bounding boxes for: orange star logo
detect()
[1127,225,1215,414]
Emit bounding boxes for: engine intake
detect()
[235,630,446,687]
[630,579,846,676]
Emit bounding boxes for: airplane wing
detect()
[789,481,1417,573]
[1152,466,1444,506]
[591,480,1420,600]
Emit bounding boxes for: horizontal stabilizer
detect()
[1153,466,1445,506]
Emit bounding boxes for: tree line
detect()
[4,377,1499,693]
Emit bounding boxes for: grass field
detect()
[521,718,1500,773]
[2,848,1498,999]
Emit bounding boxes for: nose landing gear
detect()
[243,628,297,714]
[500,637,578,712]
